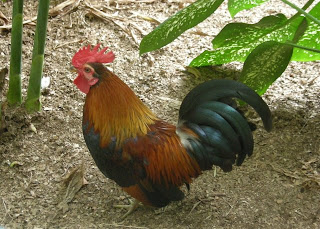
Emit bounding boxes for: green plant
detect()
[25,0,50,112]
[7,0,23,106]
[139,0,224,55]
[140,0,320,95]
[6,0,50,112]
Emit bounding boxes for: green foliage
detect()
[139,0,224,55]
[25,0,50,112]
[139,0,320,95]
[292,2,320,61]
[239,19,307,95]
[281,0,320,26]
[228,0,269,18]
[239,41,293,95]
[190,14,304,66]
[7,0,23,106]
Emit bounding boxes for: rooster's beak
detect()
[70,66,77,73]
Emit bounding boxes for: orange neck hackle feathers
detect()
[72,44,157,148]
[83,67,158,148]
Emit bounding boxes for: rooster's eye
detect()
[84,67,91,73]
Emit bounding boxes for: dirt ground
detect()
[0,0,319,228]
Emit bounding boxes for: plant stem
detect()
[281,0,320,26]
[285,41,320,54]
[7,0,23,106]
[25,0,50,112]
[286,0,314,24]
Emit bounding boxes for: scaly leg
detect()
[113,199,141,219]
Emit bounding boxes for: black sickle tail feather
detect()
[179,79,272,131]
[178,79,272,172]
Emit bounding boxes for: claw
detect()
[113,199,141,219]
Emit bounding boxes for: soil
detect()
[0,0,319,228]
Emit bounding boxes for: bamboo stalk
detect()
[7,0,23,106]
[25,0,50,112]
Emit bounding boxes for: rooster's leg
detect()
[113,199,141,218]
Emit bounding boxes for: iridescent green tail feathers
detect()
[178,79,272,172]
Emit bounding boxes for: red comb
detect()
[72,44,115,68]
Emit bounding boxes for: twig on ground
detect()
[110,0,155,4]
[222,197,234,217]
[84,2,139,46]
[269,161,320,188]
[187,194,226,216]
[308,75,319,86]
[49,0,81,18]
[1,198,13,224]
[128,22,148,36]
[24,171,34,191]
[269,163,301,179]
[187,200,202,216]
[294,209,308,218]
[0,16,37,29]
[0,0,81,30]
[170,0,194,2]
[104,223,149,229]
[54,39,82,49]
[129,12,161,25]
[85,1,126,21]
[127,27,140,46]
[0,11,9,24]
[84,0,157,68]
[190,29,209,36]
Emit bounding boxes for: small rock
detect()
[29,123,37,134]
[276,199,283,204]
[41,76,51,89]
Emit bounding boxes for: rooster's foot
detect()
[113,199,141,219]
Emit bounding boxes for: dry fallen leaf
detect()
[190,29,209,36]
[131,13,161,25]
[49,0,81,17]
[57,163,88,213]
[0,67,8,94]
[0,11,9,25]
[184,66,201,78]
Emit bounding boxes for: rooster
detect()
[71,44,272,218]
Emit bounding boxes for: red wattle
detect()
[74,74,90,94]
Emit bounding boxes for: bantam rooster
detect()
[72,44,272,218]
